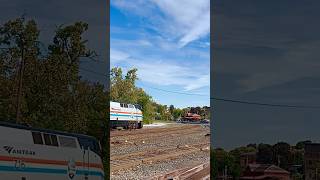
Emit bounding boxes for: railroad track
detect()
[110,124,210,179]
[147,162,210,180]
[110,143,210,172]
[110,127,206,147]
[110,124,200,137]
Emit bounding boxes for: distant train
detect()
[110,101,143,129]
[0,121,104,180]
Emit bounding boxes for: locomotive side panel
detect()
[0,125,104,180]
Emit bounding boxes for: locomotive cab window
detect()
[32,132,43,145]
[51,135,58,146]
[135,104,142,110]
[43,133,59,146]
[43,133,51,145]
[59,136,78,148]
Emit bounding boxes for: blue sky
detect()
[110,0,210,108]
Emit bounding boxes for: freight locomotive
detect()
[110,101,143,129]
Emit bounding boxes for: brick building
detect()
[240,152,257,169]
[240,164,290,180]
[305,143,320,180]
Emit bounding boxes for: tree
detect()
[0,17,40,123]
[136,88,155,124]
[169,105,174,115]
[172,108,183,120]
[296,140,312,150]
[211,149,218,179]
[247,143,257,149]
[230,146,256,165]
[155,104,171,121]
[110,67,139,103]
[214,148,241,179]
[257,143,273,164]
[273,142,291,169]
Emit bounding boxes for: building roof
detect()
[240,152,257,156]
[241,164,290,180]
[246,164,290,174]
[186,113,201,117]
[305,143,320,152]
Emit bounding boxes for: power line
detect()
[79,68,209,96]
[141,85,208,97]
[80,67,108,77]
[145,85,320,109]
[211,97,320,109]
[80,68,320,109]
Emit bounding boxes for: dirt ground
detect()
[110,123,210,180]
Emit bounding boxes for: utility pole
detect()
[16,37,25,124]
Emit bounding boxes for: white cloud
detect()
[136,39,153,47]
[138,61,209,91]
[152,0,210,47]
[111,49,209,91]
[184,74,210,91]
[110,48,130,63]
[111,37,210,62]
[111,0,210,47]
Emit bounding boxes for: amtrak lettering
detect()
[3,146,35,156]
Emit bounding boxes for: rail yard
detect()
[110,123,210,180]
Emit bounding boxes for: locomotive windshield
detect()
[134,104,142,110]
[78,136,102,157]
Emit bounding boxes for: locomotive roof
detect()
[0,120,98,141]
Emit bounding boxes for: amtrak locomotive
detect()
[110,101,143,129]
[0,121,104,180]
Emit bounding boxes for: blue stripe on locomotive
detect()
[110,113,142,117]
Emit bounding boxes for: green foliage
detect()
[296,140,312,150]
[110,67,155,124]
[272,142,291,169]
[172,108,183,119]
[136,88,155,124]
[292,173,304,180]
[110,67,139,103]
[257,143,274,164]
[169,105,174,114]
[0,17,41,123]
[155,104,171,121]
[211,148,218,178]
[212,148,241,179]
[229,146,256,165]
